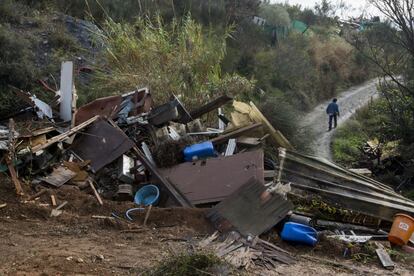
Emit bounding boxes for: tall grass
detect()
[86,15,254,106]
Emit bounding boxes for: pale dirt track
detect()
[300,79,380,160]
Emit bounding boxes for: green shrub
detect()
[0,26,38,118]
[259,95,311,151]
[146,253,223,276]
[48,25,80,51]
[332,119,367,166]
[87,15,254,106]
[0,0,23,23]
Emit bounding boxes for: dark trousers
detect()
[329,114,337,130]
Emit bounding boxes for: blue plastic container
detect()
[183,141,215,161]
[280,222,318,246]
[134,185,160,206]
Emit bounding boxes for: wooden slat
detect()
[189,95,233,120]
[32,115,100,153]
[210,123,263,145]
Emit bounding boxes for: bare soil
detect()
[1,177,413,275]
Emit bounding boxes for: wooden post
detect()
[7,119,23,196]
[6,158,24,196]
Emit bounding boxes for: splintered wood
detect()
[7,119,24,196]
[199,231,295,269]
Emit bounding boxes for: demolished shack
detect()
[2,60,414,272]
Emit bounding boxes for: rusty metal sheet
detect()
[71,119,134,172]
[74,89,154,126]
[74,95,122,126]
[160,150,264,205]
[122,88,154,116]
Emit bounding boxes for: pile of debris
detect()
[1,61,414,272]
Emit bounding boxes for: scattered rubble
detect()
[1,61,414,273]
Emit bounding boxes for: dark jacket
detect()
[326,102,339,115]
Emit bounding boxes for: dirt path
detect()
[300,79,380,160]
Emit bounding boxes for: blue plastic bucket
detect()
[134,185,160,206]
[280,222,318,246]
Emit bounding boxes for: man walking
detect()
[326,98,339,131]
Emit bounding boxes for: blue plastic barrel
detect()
[280,222,318,246]
[134,185,160,206]
[183,141,215,161]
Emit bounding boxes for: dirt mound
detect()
[0,176,213,234]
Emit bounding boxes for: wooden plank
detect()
[88,179,103,206]
[27,189,47,201]
[248,102,293,150]
[50,195,57,206]
[210,123,263,145]
[189,95,233,120]
[31,115,100,153]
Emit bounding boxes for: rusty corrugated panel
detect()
[74,95,122,126]
[74,89,154,126]
[71,119,134,172]
[160,150,264,205]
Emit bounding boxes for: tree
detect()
[259,3,291,27]
[351,0,414,142]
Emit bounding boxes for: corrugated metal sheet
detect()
[277,148,414,221]
[207,177,293,236]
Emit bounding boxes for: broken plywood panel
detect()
[40,166,76,187]
[160,150,264,205]
[71,119,134,172]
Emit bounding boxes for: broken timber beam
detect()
[31,115,100,153]
[248,102,293,150]
[189,95,233,121]
[210,123,263,145]
[133,146,193,207]
[6,118,23,196]
[6,157,24,196]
